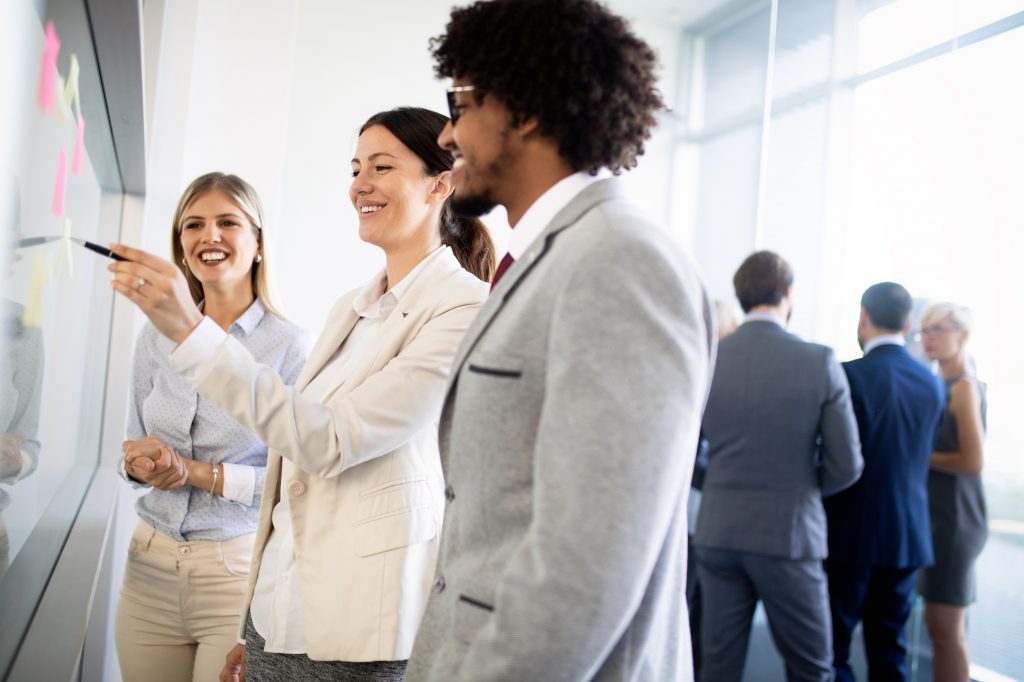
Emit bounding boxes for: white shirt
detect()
[504,170,608,260]
[863,333,905,355]
[248,246,444,654]
[743,310,787,327]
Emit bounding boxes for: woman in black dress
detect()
[917,302,987,682]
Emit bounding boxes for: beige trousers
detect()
[115,521,255,682]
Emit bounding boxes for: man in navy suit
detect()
[825,282,945,681]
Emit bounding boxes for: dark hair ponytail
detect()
[359,107,496,282]
[440,205,495,282]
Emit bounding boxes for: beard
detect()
[451,189,498,218]
[449,125,512,219]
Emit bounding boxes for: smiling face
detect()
[437,80,515,218]
[178,189,259,297]
[350,125,447,251]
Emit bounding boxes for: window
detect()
[681,0,1024,677]
[0,1,123,673]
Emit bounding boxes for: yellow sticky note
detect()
[54,218,74,279]
[55,74,71,122]
[22,253,46,327]
[64,54,81,121]
[42,252,53,287]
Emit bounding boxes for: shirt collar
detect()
[197,298,266,336]
[506,170,609,260]
[863,333,905,355]
[230,298,267,335]
[743,311,786,328]
[353,245,447,319]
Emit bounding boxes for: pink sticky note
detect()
[52,148,67,216]
[37,22,61,113]
[72,116,86,175]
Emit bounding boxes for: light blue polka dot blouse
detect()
[126,299,309,541]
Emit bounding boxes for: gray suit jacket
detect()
[694,320,863,560]
[405,179,715,681]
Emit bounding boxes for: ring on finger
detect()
[135,277,146,293]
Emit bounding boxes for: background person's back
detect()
[697,319,862,560]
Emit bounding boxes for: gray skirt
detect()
[245,615,407,681]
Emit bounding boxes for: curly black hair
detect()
[430,0,665,174]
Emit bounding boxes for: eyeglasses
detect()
[918,324,961,337]
[446,85,476,124]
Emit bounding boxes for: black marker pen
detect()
[70,237,128,261]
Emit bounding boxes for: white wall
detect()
[275,0,485,333]
[140,0,685,335]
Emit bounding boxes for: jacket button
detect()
[433,575,446,593]
[288,480,306,497]
[444,484,455,502]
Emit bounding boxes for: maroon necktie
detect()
[490,252,515,291]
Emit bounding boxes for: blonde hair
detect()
[921,301,973,336]
[170,173,285,318]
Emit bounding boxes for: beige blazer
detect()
[188,247,487,661]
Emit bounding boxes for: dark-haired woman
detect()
[107,107,494,681]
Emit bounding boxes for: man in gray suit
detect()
[694,251,863,682]
[405,0,715,680]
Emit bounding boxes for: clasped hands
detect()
[123,435,190,490]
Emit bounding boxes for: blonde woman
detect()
[917,302,987,682]
[108,108,493,681]
[115,173,309,681]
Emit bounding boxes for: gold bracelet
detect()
[209,462,219,498]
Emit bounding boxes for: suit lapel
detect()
[300,248,465,395]
[356,248,464,378]
[294,297,360,391]
[446,178,624,383]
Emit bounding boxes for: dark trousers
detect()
[245,615,406,681]
[697,547,832,682]
[826,560,918,682]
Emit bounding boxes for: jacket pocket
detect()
[353,506,437,557]
[466,351,525,379]
[454,592,495,644]
[357,478,432,522]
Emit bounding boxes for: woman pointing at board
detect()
[110,108,492,680]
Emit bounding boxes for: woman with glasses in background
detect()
[917,302,988,682]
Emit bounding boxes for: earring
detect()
[255,254,262,263]
[181,256,189,270]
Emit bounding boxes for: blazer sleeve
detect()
[258,324,311,495]
[819,349,863,496]
[224,324,311,507]
[176,292,482,479]
[456,230,712,680]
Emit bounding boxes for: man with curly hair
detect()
[405,1,715,680]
